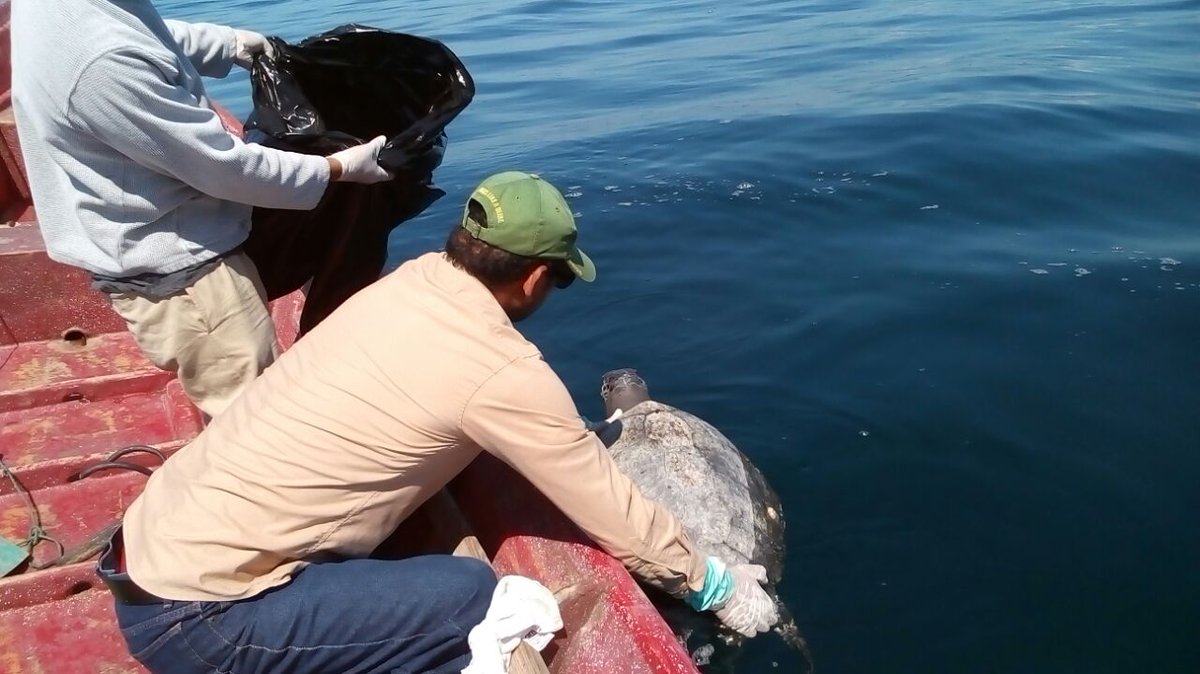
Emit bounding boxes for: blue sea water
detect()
[163,1,1200,671]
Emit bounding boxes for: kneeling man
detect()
[101,171,778,674]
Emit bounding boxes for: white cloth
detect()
[462,576,563,674]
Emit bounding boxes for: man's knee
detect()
[453,557,498,622]
[461,556,499,599]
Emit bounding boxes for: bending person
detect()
[100,171,779,673]
[11,0,392,416]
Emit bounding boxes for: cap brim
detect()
[566,248,596,283]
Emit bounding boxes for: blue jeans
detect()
[112,556,497,674]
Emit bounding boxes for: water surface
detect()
[164,1,1200,671]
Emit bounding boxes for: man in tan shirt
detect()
[98,171,778,674]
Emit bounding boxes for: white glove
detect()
[711,563,779,637]
[583,408,623,434]
[233,29,274,69]
[327,136,394,184]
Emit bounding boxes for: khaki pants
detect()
[108,252,278,417]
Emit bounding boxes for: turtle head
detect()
[600,368,650,416]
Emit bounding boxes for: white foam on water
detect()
[604,185,620,192]
[565,191,582,198]
[1031,269,1050,275]
[1075,268,1091,277]
[736,182,754,190]
[617,202,632,206]
[1047,262,1068,267]
[872,171,889,177]
[1160,257,1182,266]
[920,204,939,210]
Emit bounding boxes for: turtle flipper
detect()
[773,600,814,673]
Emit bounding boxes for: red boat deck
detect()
[0,3,699,671]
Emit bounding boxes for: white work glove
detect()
[583,408,623,434]
[711,564,779,638]
[233,29,274,69]
[327,136,394,184]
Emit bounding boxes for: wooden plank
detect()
[423,489,552,674]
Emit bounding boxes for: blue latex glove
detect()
[689,556,779,638]
[687,556,734,611]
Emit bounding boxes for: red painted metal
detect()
[453,454,700,674]
[0,587,135,674]
[0,4,699,671]
[0,224,125,347]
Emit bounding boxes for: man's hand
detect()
[233,29,274,69]
[326,137,394,184]
[583,408,623,435]
[711,563,779,637]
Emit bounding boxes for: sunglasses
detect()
[550,261,576,289]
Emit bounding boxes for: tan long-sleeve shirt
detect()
[122,251,708,602]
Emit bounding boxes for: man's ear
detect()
[522,262,552,296]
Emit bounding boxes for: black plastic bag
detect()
[241,25,474,335]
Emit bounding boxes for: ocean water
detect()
[163,1,1200,672]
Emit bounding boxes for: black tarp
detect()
[241,25,474,335]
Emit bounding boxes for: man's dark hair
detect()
[444,199,540,287]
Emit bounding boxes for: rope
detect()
[0,455,66,567]
[0,445,166,571]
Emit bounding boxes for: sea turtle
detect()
[596,368,810,672]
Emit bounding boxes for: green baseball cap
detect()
[461,171,596,283]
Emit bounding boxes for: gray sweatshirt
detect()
[11,0,331,277]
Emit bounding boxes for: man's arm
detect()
[69,49,330,210]
[461,356,709,598]
[162,20,238,78]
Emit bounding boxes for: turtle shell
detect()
[603,400,786,584]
